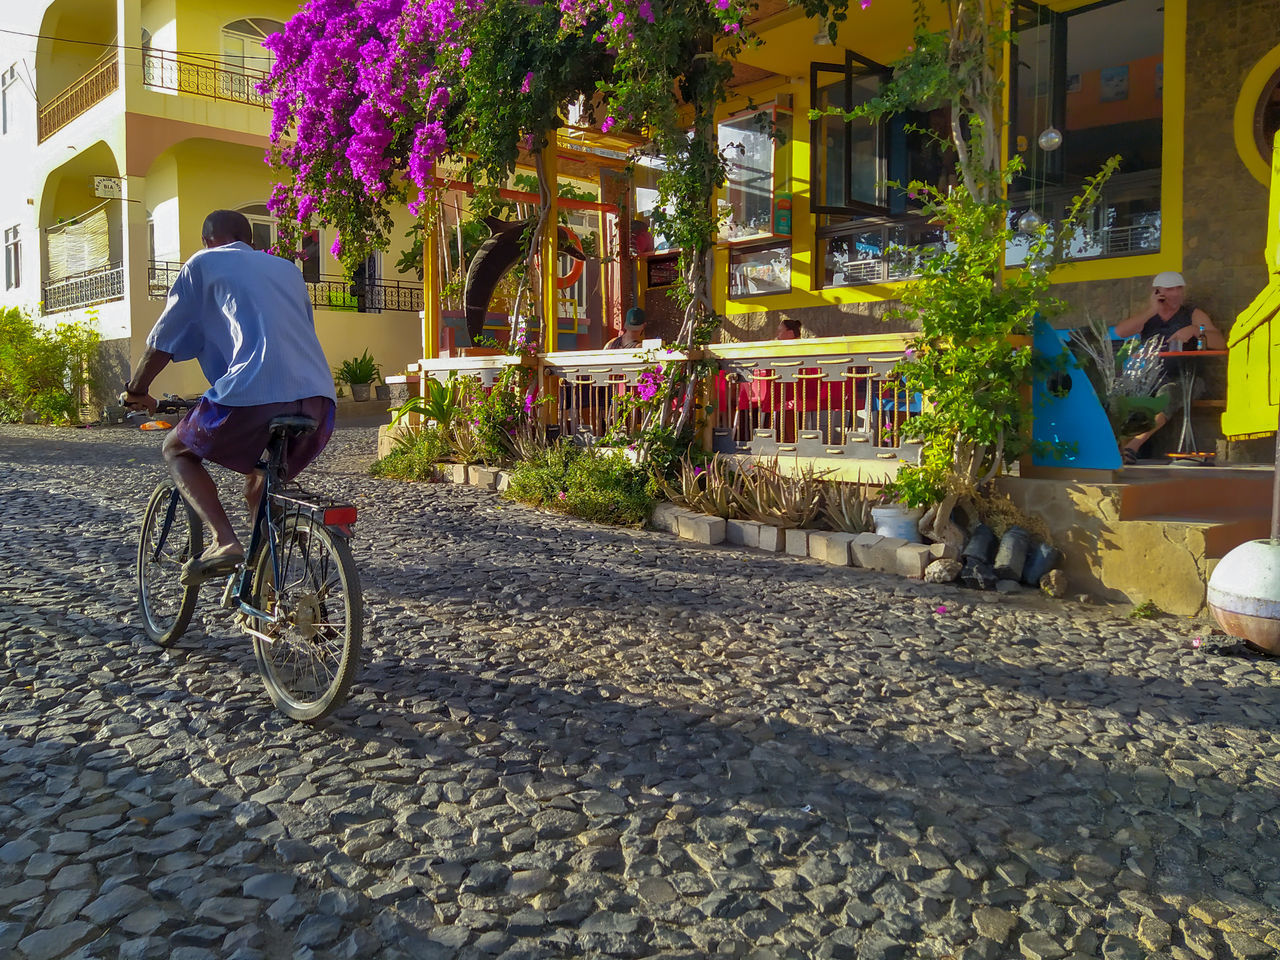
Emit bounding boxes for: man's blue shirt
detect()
[146,242,337,406]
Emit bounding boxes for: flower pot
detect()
[374,384,391,402]
[350,382,372,402]
[871,504,924,542]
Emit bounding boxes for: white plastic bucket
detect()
[871,504,924,543]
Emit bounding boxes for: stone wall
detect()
[1182,0,1278,330]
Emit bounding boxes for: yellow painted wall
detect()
[174,0,298,57]
[37,0,117,96]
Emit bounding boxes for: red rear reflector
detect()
[323,506,357,525]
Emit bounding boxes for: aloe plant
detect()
[733,459,828,529]
[389,374,465,432]
[334,348,380,385]
[820,480,875,534]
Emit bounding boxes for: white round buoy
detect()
[1206,539,1280,655]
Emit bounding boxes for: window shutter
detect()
[46,208,110,280]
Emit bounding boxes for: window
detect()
[221,19,283,75]
[4,226,19,290]
[1254,65,1280,163]
[1008,0,1164,262]
[718,106,791,242]
[2,65,21,136]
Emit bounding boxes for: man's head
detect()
[1152,270,1186,308]
[624,307,646,332]
[202,210,253,249]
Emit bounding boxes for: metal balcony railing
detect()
[142,51,270,109]
[43,263,125,315]
[149,261,424,313]
[37,51,119,142]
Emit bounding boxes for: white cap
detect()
[1152,271,1186,288]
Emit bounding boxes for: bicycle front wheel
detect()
[250,515,362,721]
[137,480,202,646]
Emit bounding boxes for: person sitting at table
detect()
[1112,271,1225,464]
[775,317,802,340]
[605,307,648,349]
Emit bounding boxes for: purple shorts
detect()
[173,396,336,480]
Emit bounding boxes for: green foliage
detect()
[1128,599,1163,620]
[661,453,739,519]
[819,480,877,534]
[0,307,100,424]
[389,375,465,432]
[731,460,827,530]
[334,349,381,385]
[882,153,1118,508]
[370,425,453,481]
[465,364,537,466]
[505,440,657,527]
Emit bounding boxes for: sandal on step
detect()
[1121,448,1138,466]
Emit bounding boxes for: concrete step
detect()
[1133,513,1272,559]
[1119,474,1272,522]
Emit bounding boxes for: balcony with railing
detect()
[43,263,125,315]
[149,261,424,313]
[37,50,119,142]
[142,51,271,110]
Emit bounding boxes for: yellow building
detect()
[0,0,423,402]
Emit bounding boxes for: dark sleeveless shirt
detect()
[1139,303,1195,380]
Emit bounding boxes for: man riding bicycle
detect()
[122,209,337,585]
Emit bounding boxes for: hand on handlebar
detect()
[120,389,158,414]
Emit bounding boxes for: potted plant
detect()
[335,349,380,402]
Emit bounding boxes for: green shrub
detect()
[369,425,452,481]
[335,349,380,385]
[505,441,657,527]
[0,307,100,424]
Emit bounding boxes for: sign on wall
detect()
[92,176,123,200]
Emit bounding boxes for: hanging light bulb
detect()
[1018,210,1044,235]
[1037,126,1063,152]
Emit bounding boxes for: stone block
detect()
[929,541,959,561]
[376,422,414,460]
[808,531,855,566]
[849,533,883,568]
[785,529,810,557]
[725,519,762,548]
[649,502,686,534]
[925,559,962,583]
[757,525,785,553]
[855,536,908,574]
[896,542,934,579]
[470,466,499,491]
[496,471,513,493]
[675,513,726,545]
[447,463,469,484]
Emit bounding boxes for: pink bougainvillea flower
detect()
[935,605,948,615]
[521,71,533,93]
[557,491,567,500]
[600,116,616,133]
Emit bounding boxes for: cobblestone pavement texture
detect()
[1,421,1279,960]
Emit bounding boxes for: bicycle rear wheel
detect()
[137,480,202,645]
[250,514,362,721]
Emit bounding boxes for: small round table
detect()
[1156,349,1227,458]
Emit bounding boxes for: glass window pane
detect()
[718,110,775,241]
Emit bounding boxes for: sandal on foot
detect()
[1121,448,1138,466]
[180,551,245,586]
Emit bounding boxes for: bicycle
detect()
[134,395,363,721]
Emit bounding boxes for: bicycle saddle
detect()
[268,415,319,437]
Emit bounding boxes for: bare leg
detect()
[244,470,265,524]
[163,431,243,560]
[1122,411,1169,456]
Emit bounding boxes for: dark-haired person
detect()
[121,209,337,584]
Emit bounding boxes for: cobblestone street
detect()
[1,422,1279,960]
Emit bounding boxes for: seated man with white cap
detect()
[1112,271,1225,463]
